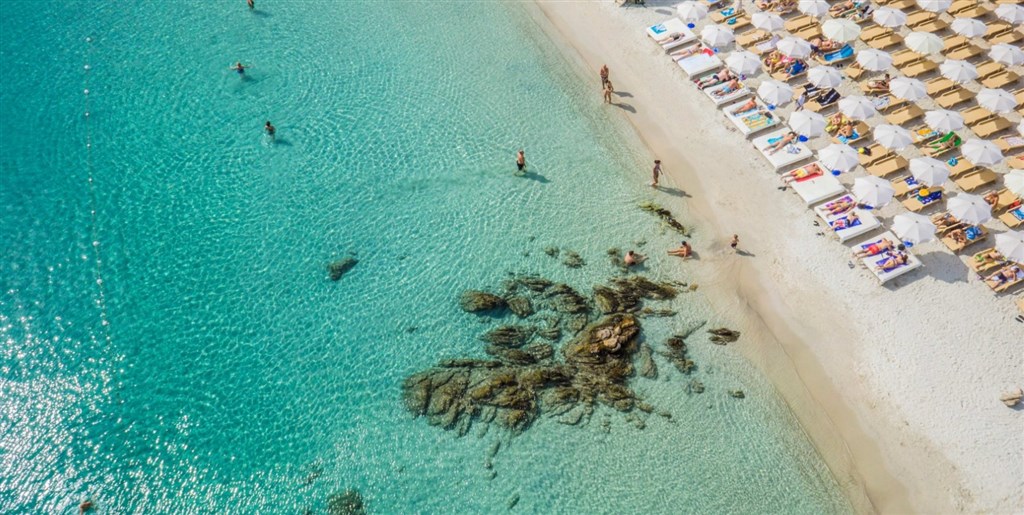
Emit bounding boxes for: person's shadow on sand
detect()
[615,91,634,98]
[654,186,690,198]
[735,249,755,257]
[613,102,637,113]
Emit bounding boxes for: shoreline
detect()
[524,1,1024,513]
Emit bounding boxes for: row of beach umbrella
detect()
[678,1,1024,24]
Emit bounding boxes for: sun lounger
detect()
[985,22,1014,41]
[872,95,905,113]
[967,247,1006,274]
[911,126,940,144]
[942,225,988,253]
[884,104,923,126]
[793,24,821,41]
[892,50,920,68]
[905,11,936,28]
[900,59,937,78]
[948,0,976,14]
[991,189,1021,213]
[989,28,1023,46]
[954,4,990,18]
[860,26,888,42]
[750,36,779,56]
[914,18,949,34]
[891,175,925,197]
[752,128,814,169]
[902,188,945,212]
[647,19,698,52]
[996,136,1024,153]
[710,6,744,23]
[926,77,955,96]
[935,87,974,109]
[725,98,779,135]
[991,268,1024,293]
[703,80,751,106]
[677,52,723,77]
[866,154,908,177]
[831,121,869,145]
[954,169,999,191]
[972,117,1012,138]
[814,45,855,66]
[784,14,814,32]
[1010,153,1024,170]
[814,205,882,243]
[922,133,962,158]
[879,0,915,8]
[865,32,902,50]
[963,106,995,126]
[947,157,978,178]
[790,171,845,206]
[736,29,770,48]
[946,43,983,62]
[980,70,1020,89]
[999,207,1024,228]
[857,144,888,166]
[770,61,808,82]
[859,234,922,283]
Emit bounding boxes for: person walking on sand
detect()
[651,159,662,187]
[516,150,526,174]
[603,81,614,104]
[730,234,739,252]
[264,120,276,140]
[600,64,609,88]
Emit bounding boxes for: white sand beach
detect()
[527,1,1024,513]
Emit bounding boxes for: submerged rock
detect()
[562,250,585,268]
[327,490,365,515]
[479,325,535,347]
[460,290,506,312]
[660,335,695,375]
[544,247,560,258]
[637,344,657,379]
[728,389,745,399]
[708,327,741,344]
[328,257,358,281]
[506,296,534,318]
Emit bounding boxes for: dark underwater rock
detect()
[327,490,365,515]
[460,290,506,312]
[328,257,358,281]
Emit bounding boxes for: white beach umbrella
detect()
[757,80,793,106]
[951,18,987,38]
[962,139,1004,167]
[677,1,709,22]
[701,25,735,47]
[924,109,965,132]
[996,231,1024,263]
[892,213,937,244]
[818,143,860,172]
[977,88,1018,114]
[798,0,829,17]
[777,37,812,59]
[856,49,892,72]
[874,124,913,151]
[990,44,1024,66]
[940,59,977,83]
[1005,170,1024,196]
[751,12,784,32]
[808,66,843,88]
[789,110,826,137]
[853,176,895,207]
[872,7,906,28]
[726,51,761,75]
[822,19,861,43]
[838,96,877,121]
[905,32,943,55]
[888,77,926,101]
[995,4,1024,25]
[917,0,952,12]
[909,157,950,187]
[948,193,993,225]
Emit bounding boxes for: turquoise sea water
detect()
[0,1,851,513]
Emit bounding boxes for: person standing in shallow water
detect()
[651,159,662,187]
[600,64,609,88]
[516,150,526,175]
[247,0,254,9]
[264,120,275,140]
[603,81,614,104]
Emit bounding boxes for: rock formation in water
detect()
[328,256,358,281]
[327,490,365,515]
[639,201,687,235]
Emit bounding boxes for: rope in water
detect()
[83,35,113,346]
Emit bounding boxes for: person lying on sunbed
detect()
[984,191,1000,207]
[826,112,851,133]
[973,249,1004,267]
[763,51,783,71]
[695,68,734,89]
[985,265,1023,288]
[770,0,796,12]
[780,162,824,182]
[711,78,743,97]
[948,226,982,245]
[851,3,873,20]
[656,32,692,45]
[766,131,799,155]
[823,195,857,215]
[928,132,961,152]
[816,88,840,107]
[809,37,840,56]
[836,122,860,143]
[866,74,891,94]
[932,213,962,232]
[782,60,806,78]
[671,43,711,61]
[853,238,902,258]
[874,251,909,272]
[729,98,759,116]
[829,211,860,230]
[829,0,856,16]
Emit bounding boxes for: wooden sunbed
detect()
[831,122,870,145]
[948,158,978,179]
[981,70,1020,89]
[857,144,889,166]
[935,87,974,109]
[866,155,908,177]
[992,189,1021,213]
[724,15,751,32]
[879,0,915,8]
[915,18,949,34]
[884,104,923,125]
[941,225,989,253]
[967,247,1005,274]
[963,106,996,126]
[989,28,1023,46]
[844,63,867,81]
[902,188,944,212]
[944,37,983,61]
[954,169,999,191]
[926,77,955,96]
[995,136,1024,153]
[991,271,1024,293]
[875,95,906,113]
[865,32,903,50]
[922,138,962,158]
[891,175,924,197]
[771,66,807,82]
[999,209,1024,228]
[891,49,920,68]
[1015,88,1024,111]
[859,26,889,42]
[736,29,770,48]
[710,7,744,23]
[954,5,991,18]
[905,11,936,29]
[793,24,821,40]
[973,117,1012,138]
[814,48,853,66]
[1010,153,1024,170]
[986,22,1014,41]
[783,14,813,32]
[901,59,937,78]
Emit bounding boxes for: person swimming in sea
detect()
[231,62,247,75]
[265,120,276,140]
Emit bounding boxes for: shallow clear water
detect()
[0,1,850,513]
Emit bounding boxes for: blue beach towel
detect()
[822,45,854,63]
[1013,208,1024,221]
[829,216,862,230]
[874,253,907,272]
[965,226,982,240]
[918,191,942,205]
